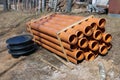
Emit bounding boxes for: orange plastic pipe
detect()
[84,51,95,61]
[100,42,112,50]
[89,22,98,31]
[80,21,98,31]
[44,14,83,27]
[27,22,77,45]
[50,15,100,31]
[51,17,80,23]
[35,40,78,64]
[88,18,106,29]
[48,16,97,34]
[44,22,81,36]
[54,14,83,20]
[74,22,93,36]
[47,19,97,37]
[46,20,96,38]
[78,37,88,48]
[46,14,105,29]
[93,30,102,40]
[99,44,108,55]
[102,33,112,43]
[44,22,84,38]
[88,40,99,51]
[28,29,77,51]
[48,19,76,28]
[34,35,84,61]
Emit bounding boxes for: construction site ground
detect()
[0,11,120,80]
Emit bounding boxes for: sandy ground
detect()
[0,11,120,80]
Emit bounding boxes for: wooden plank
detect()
[56,34,70,62]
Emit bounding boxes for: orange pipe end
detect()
[59,32,78,45]
[102,33,112,43]
[76,30,84,39]
[89,40,99,51]
[90,22,98,31]
[74,24,93,36]
[75,50,85,61]
[89,18,106,28]
[84,51,95,61]
[84,21,98,31]
[98,18,106,28]
[66,29,84,38]
[99,44,108,55]
[81,25,93,36]
[78,37,88,48]
[93,30,102,40]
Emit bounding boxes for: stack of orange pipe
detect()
[26,13,112,64]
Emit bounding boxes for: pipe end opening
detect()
[92,41,99,50]
[91,23,97,30]
[99,18,106,28]
[85,26,92,36]
[69,35,77,44]
[94,30,102,40]
[76,31,83,38]
[100,45,108,55]
[88,53,95,61]
[105,34,112,43]
[79,38,88,48]
[76,50,84,60]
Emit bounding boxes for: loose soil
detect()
[0,11,120,80]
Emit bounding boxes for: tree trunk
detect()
[3,0,8,11]
[38,0,41,12]
[53,0,58,12]
[66,0,72,12]
[42,0,46,12]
